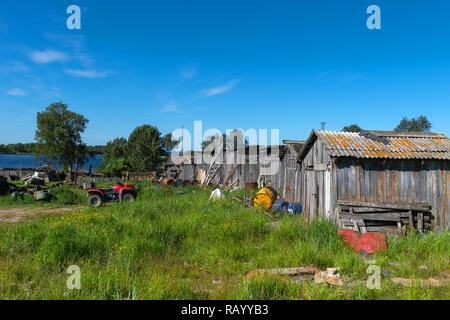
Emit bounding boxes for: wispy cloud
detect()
[161,103,178,113]
[29,49,68,64]
[7,88,26,96]
[201,79,239,97]
[0,62,29,75]
[10,61,29,72]
[44,33,93,67]
[65,69,113,78]
[180,67,198,80]
[29,81,62,98]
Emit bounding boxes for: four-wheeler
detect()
[87,182,138,207]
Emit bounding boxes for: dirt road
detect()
[0,207,79,224]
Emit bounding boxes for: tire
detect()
[122,193,136,202]
[88,194,103,207]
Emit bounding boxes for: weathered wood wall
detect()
[332,158,449,231]
[167,148,304,197]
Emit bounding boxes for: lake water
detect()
[0,154,104,172]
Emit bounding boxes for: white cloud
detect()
[65,69,113,78]
[7,88,26,96]
[161,103,178,113]
[29,49,68,64]
[201,79,239,97]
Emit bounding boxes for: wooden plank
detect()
[339,212,409,221]
[224,164,240,186]
[340,206,400,213]
[337,200,431,211]
[366,226,399,233]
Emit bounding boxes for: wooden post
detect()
[408,210,414,230]
[418,212,424,232]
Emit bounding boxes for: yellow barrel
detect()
[162,178,175,186]
[253,187,277,209]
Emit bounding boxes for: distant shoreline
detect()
[0,153,36,155]
[0,153,103,156]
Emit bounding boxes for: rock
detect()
[314,269,343,286]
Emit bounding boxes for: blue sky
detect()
[0,0,449,146]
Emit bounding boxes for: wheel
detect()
[122,193,136,202]
[88,194,103,207]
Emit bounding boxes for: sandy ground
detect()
[0,207,79,224]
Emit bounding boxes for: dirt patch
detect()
[0,207,80,224]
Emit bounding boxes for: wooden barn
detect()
[296,130,450,232]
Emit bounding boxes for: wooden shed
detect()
[164,146,282,188]
[270,140,304,202]
[297,130,450,232]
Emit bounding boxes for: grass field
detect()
[0,183,448,300]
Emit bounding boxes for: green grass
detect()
[0,184,448,300]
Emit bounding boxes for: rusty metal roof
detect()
[298,130,450,160]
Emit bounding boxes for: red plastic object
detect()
[356,232,387,254]
[338,229,360,250]
[338,230,387,254]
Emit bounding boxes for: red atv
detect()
[87,182,138,207]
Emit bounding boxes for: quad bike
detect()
[87,182,138,207]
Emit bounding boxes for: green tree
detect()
[97,138,130,176]
[202,129,249,151]
[35,102,89,171]
[342,124,363,132]
[394,116,432,132]
[127,125,167,172]
[161,133,180,155]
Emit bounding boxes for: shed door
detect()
[285,167,296,202]
[303,167,315,221]
[304,164,329,221]
[284,155,297,202]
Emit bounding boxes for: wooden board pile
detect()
[337,200,432,234]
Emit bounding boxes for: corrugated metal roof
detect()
[314,130,450,160]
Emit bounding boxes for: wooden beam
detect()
[224,164,240,186]
[339,212,409,221]
[338,200,431,212]
[418,212,424,232]
[409,210,414,230]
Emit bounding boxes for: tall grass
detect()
[0,184,448,299]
